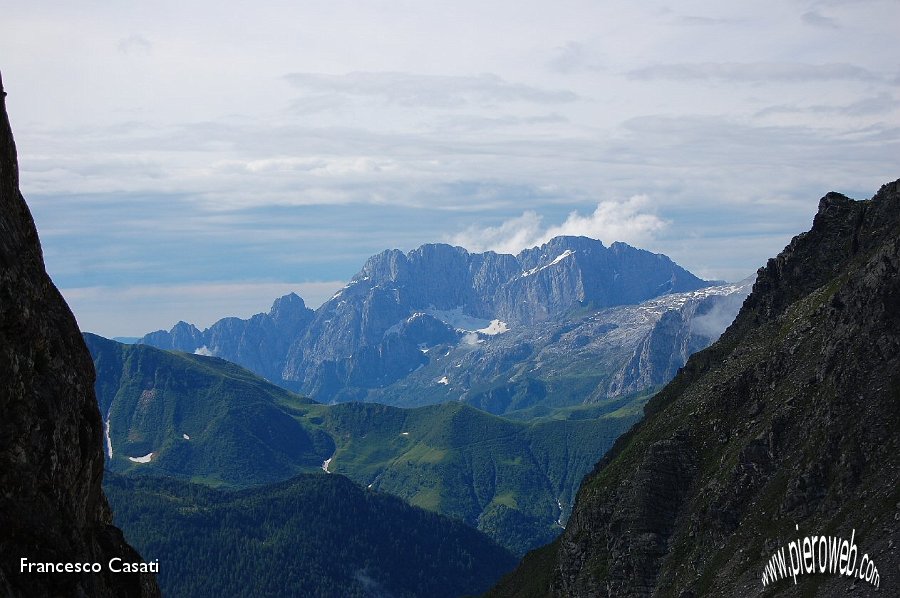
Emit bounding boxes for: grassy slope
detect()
[87,333,333,487]
[88,334,642,555]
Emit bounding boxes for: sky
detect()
[2,0,898,337]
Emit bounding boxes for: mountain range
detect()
[139,237,751,415]
[4,68,897,598]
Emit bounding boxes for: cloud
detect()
[546,42,603,74]
[690,285,751,339]
[801,10,840,29]
[810,0,883,6]
[352,569,395,598]
[756,92,897,117]
[461,332,480,346]
[447,195,668,255]
[116,34,152,55]
[284,71,578,108]
[230,156,398,177]
[628,62,882,83]
[6,0,898,343]
[677,15,746,26]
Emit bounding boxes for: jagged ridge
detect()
[140,238,739,410]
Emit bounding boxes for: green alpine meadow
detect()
[87,332,643,556]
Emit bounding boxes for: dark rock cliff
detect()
[0,73,159,597]
[490,180,900,597]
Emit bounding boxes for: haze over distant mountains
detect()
[139,236,752,413]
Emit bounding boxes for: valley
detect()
[88,333,644,555]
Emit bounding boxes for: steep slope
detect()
[86,333,333,486]
[490,181,900,596]
[369,279,751,413]
[309,400,640,555]
[88,336,641,554]
[0,74,158,596]
[105,472,517,597]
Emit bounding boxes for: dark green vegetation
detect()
[88,334,642,555]
[306,400,641,555]
[490,182,900,596]
[104,473,517,598]
[87,333,333,487]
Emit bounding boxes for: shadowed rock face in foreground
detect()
[0,73,159,597]
[490,180,900,597]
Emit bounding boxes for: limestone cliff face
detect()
[490,180,900,597]
[0,73,159,597]
[271,237,709,401]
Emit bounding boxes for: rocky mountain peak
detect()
[269,292,307,319]
[358,247,408,282]
[140,232,724,403]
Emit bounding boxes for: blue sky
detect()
[2,0,898,336]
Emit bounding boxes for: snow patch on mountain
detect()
[477,319,509,335]
[522,249,575,277]
[128,452,153,463]
[424,307,492,332]
[104,409,113,459]
[631,279,753,317]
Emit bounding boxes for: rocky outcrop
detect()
[140,292,314,385]
[490,180,900,596]
[503,238,706,325]
[0,73,159,597]
[282,237,710,401]
[140,237,742,409]
[607,284,752,398]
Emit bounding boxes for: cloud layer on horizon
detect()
[1,0,898,335]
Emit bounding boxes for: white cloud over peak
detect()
[448,195,668,255]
